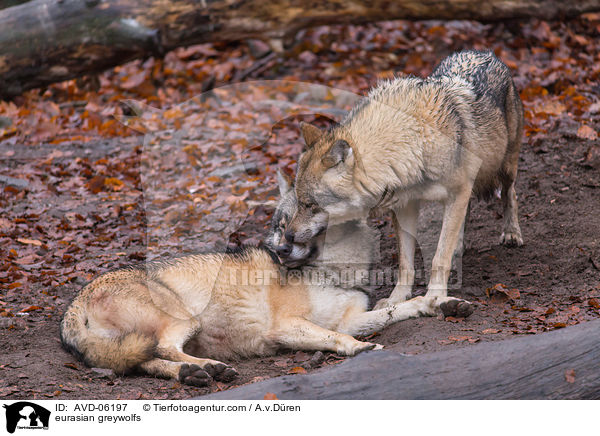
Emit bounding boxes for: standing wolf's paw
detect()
[438,297,474,319]
[179,364,212,387]
[203,362,239,382]
[500,230,523,247]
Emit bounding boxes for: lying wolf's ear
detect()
[300,122,322,149]
[277,169,294,196]
[321,139,353,168]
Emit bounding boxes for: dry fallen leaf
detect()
[486,283,521,303]
[17,238,42,246]
[263,392,278,400]
[534,99,566,116]
[588,298,600,309]
[481,328,501,334]
[288,366,307,374]
[577,124,598,141]
[565,369,576,383]
[445,316,464,323]
[20,305,43,313]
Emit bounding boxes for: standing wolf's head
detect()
[282,122,367,253]
[264,169,322,268]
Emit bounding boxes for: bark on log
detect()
[0,0,29,9]
[201,319,600,400]
[1,0,600,99]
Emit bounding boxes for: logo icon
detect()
[3,402,50,433]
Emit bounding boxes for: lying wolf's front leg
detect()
[374,201,419,310]
[339,295,474,337]
[272,317,382,356]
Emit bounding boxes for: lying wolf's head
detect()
[283,122,366,248]
[264,169,322,268]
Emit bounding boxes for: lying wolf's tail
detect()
[60,303,156,374]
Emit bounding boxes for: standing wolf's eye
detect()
[310,204,320,214]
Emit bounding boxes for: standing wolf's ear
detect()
[321,139,354,168]
[277,169,294,196]
[300,122,322,149]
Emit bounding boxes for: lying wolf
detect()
[60,171,472,386]
[280,50,524,309]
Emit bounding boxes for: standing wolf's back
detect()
[430,50,512,110]
[430,50,523,199]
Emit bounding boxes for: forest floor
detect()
[1,17,599,399]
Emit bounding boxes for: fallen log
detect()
[201,319,600,399]
[2,0,600,98]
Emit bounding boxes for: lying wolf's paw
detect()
[204,362,239,382]
[338,340,382,356]
[500,231,523,247]
[179,364,212,387]
[438,298,474,319]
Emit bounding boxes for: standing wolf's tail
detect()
[60,303,156,374]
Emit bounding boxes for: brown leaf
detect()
[553,322,567,329]
[104,177,124,191]
[534,99,566,116]
[486,283,520,303]
[17,238,42,246]
[481,328,500,334]
[263,392,278,400]
[288,366,307,374]
[448,335,472,342]
[64,362,79,370]
[565,369,576,383]
[20,305,43,313]
[577,124,598,141]
[272,358,290,368]
[86,175,106,194]
[445,316,464,323]
[121,71,148,90]
[588,298,600,309]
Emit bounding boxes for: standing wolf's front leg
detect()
[374,201,419,309]
[425,185,472,302]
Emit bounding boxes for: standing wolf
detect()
[280,50,524,308]
[60,171,472,387]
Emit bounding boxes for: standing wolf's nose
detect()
[276,243,292,257]
[284,230,295,243]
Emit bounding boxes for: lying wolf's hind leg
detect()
[139,358,212,387]
[155,347,239,382]
[154,321,238,382]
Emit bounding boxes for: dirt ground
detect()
[1,113,598,400]
[1,18,600,400]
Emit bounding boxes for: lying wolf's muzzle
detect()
[276,242,319,268]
